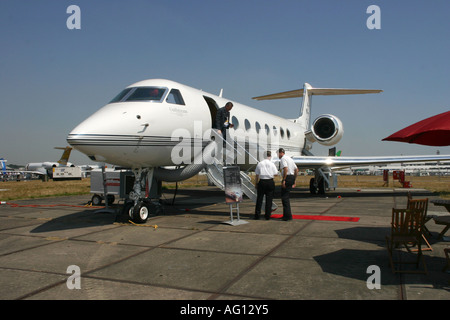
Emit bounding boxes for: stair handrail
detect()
[210,129,260,166]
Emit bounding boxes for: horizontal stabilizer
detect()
[253,88,382,101]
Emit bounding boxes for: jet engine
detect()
[306,114,344,146]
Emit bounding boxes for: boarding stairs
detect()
[205,130,278,211]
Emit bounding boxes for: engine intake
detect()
[306,114,344,146]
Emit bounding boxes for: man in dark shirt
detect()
[215,102,234,141]
[215,102,234,164]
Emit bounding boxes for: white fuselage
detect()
[67,79,306,168]
[26,162,73,175]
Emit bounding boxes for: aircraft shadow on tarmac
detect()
[30,209,118,234]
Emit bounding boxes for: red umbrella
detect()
[382,110,450,146]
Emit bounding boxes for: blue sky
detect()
[1,0,449,165]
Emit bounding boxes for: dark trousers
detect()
[281,175,295,220]
[220,127,228,147]
[220,128,230,162]
[255,179,275,219]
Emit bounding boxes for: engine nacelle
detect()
[306,114,344,146]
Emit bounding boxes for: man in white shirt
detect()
[278,148,298,221]
[254,151,279,220]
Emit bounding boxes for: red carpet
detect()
[270,214,359,222]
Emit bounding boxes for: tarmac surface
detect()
[1,185,449,302]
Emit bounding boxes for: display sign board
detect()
[223,166,243,203]
[222,166,247,226]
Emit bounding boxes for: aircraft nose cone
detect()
[66,102,165,166]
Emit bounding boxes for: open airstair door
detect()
[205,130,278,211]
[203,96,219,130]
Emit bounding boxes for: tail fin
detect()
[55,147,73,165]
[0,158,6,174]
[252,83,382,129]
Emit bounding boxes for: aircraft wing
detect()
[291,154,450,169]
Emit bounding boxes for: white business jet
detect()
[67,79,450,223]
[25,146,75,178]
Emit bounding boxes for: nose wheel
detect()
[123,200,163,224]
[132,201,149,223]
[122,201,148,223]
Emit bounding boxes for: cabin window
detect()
[265,124,270,135]
[255,122,261,133]
[272,126,278,136]
[232,116,239,129]
[110,87,167,103]
[245,119,251,131]
[166,89,185,105]
[280,127,285,138]
[286,129,291,139]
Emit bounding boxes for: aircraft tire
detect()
[122,201,134,218]
[318,178,325,194]
[132,201,149,224]
[309,178,317,194]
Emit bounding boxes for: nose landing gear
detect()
[122,168,163,223]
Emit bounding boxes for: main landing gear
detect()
[309,168,336,195]
[309,176,326,195]
[122,168,163,223]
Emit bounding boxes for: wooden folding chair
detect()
[407,198,432,251]
[386,208,427,274]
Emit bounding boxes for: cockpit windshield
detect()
[110,87,167,103]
